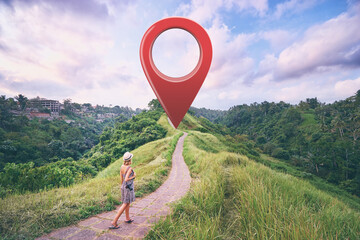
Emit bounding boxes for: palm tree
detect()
[15,94,28,111]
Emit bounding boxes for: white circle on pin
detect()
[152,28,200,78]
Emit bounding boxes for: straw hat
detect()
[123,152,133,161]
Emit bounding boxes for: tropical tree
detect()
[15,94,28,111]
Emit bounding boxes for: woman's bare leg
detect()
[125,204,131,221]
[111,203,129,226]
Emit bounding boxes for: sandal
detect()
[108,224,120,229]
[124,219,134,224]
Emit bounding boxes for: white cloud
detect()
[175,0,269,25]
[73,75,154,108]
[258,54,277,75]
[204,20,255,89]
[261,29,296,51]
[231,0,268,16]
[176,0,224,24]
[275,7,360,80]
[0,1,113,86]
[274,0,318,18]
[334,77,360,98]
[0,0,155,107]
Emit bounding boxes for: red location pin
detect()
[140,17,212,128]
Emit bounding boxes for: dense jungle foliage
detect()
[0,95,141,170]
[0,117,105,168]
[189,106,226,122]
[0,97,165,197]
[214,90,360,196]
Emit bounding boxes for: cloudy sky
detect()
[0,0,360,110]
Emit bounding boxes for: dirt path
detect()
[37,132,190,240]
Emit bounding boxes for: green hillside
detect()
[0,108,166,197]
[147,124,360,239]
[0,95,138,171]
[0,112,182,239]
[215,92,360,196]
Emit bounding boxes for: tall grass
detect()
[147,132,227,239]
[95,137,171,179]
[157,115,178,137]
[147,131,360,239]
[178,114,203,130]
[0,130,182,240]
[224,156,360,239]
[257,154,360,211]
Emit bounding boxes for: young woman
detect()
[109,152,136,229]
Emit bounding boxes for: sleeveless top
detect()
[121,166,135,203]
[122,166,134,190]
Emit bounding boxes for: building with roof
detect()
[29,97,60,115]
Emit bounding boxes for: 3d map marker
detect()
[140,17,212,128]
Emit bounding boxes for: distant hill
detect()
[0,95,142,171]
[0,105,165,197]
[188,106,226,122]
[192,91,360,197]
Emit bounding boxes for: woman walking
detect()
[109,152,136,229]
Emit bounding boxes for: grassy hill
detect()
[0,114,182,239]
[147,129,360,239]
[215,93,360,196]
[0,112,359,239]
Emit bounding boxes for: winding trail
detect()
[37,132,190,240]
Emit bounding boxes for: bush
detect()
[263,142,277,154]
[256,136,267,144]
[271,148,290,160]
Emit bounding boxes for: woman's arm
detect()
[124,167,135,182]
[121,170,124,184]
